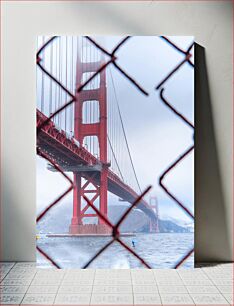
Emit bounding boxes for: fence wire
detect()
[36,36,194,269]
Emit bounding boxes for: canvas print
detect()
[36,36,194,269]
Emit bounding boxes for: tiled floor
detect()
[0,262,233,305]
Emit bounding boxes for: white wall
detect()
[1,1,233,262]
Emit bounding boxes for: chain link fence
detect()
[36,36,194,269]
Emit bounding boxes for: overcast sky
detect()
[37,36,194,225]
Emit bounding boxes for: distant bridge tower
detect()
[149,196,159,233]
[69,40,110,234]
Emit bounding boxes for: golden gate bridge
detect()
[37,36,159,235]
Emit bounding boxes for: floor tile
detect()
[0,262,233,305]
[181,278,213,285]
[0,272,9,280]
[62,278,93,285]
[4,273,35,280]
[178,272,204,276]
[14,263,36,268]
[132,279,156,285]
[208,274,233,280]
[55,294,90,305]
[21,293,56,305]
[34,275,64,281]
[0,262,15,268]
[0,267,13,274]
[154,274,181,280]
[160,294,194,305]
[153,269,178,275]
[217,285,233,293]
[37,269,64,274]
[133,285,158,294]
[97,269,130,275]
[36,271,64,277]
[10,267,37,273]
[219,263,233,268]
[186,285,219,293]
[133,294,161,305]
[179,274,209,280]
[58,285,92,294]
[95,274,131,280]
[63,273,93,280]
[190,293,229,305]
[0,294,24,305]
[31,278,62,286]
[91,294,133,305]
[96,269,129,274]
[0,285,28,294]
[0,279,32,286]
[65,268,95,274]
[156,279,184,285]
[131,273,154,279]
[154,277,181,283]
[92,285,132,294]
[131,269,153,274]
[27,285,59,294]
[211,278,233,286]
[95,274,130,279]
[158,285,188,294]
[223,293,233,304]
[131,274,155,280]
[204,270,233,276]
[93,278,131,285]
[178,269,203,275]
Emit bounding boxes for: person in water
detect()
[132,239,136,248]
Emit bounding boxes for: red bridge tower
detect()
[149,196,159,233]
[69,47,110,234]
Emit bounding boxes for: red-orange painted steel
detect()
[37,110,156,223]
[149,196,159,233]
[70,54,109,234]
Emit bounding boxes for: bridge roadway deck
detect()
[37,110,156,221]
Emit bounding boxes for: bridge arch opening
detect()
[82,100,100,124]
[83,135,100,157]
[81,46,101,63]
[80,177,100,225]
[81,72,100,90]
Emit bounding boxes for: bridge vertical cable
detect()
[107,67,141,193]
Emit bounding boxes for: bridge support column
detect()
[149,196,159,233]
[99,169,108,225]
[69,171,111,234]
[149,220,158,233]
[69,174,82,234]
[69,43,110,234]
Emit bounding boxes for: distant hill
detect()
[158,219,190,233]
[37,204,191,234]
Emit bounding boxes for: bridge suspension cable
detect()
[107,67,142,193]
[37,36,142,194]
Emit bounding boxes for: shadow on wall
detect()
[195,44,231,262]
[67,2,152,35]
[2,165,36,261]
